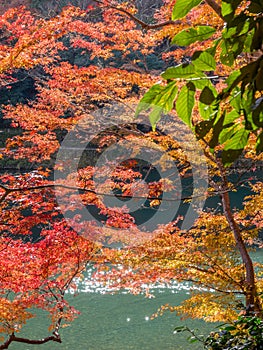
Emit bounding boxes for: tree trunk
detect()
[219,164,262,316]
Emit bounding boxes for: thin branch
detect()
[0,183,191,202]
[185,278,242,295]
[93,0,179,30]
[198,251,245,291]
[0,182,234,204]
[0,192,9,204]
[0,332,61,350]
[93,0,224,30]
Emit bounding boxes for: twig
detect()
[93,0,179,30]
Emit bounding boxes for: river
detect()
[8,250,262,350]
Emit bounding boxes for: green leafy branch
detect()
[136,0,263,166]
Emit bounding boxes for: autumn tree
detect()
[107,0,263,347]
[66,0,263,326]
[0,1,185,348]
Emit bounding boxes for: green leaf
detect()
[195,120,213,139]
[224,326,237,331]
[198,85,218,120]
[135,84,162,117]
[225,69,241,88]
[223,110,240,126]
[172,0,202,20]
[188,337,199,343]
[243,28,255,52]
[174,326,188,333]
[222,0,243,16]
[224,128,250,150]
[199,101,218,120]
[241,89,255,117]
[219,124,238,144]
[238,19,251,36]
[149,108,162,131]
[193,51,216,71]
[162,60,210,89]
[191,74,212,89]
[220,40,235,66]
[222,1,234,18]
[135,82,178,129]
[230,88,242,111]
[199,86,216,105]
[252,108,263,128]
[222,26,237,39]
[172,26,216,46]
[154,82,178,113]
[207,38,221,57]
[176,83,195,126]
[161,63,196,80]
[209,112,225,148]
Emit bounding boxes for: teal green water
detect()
[9,291,214,350]
[8,250,263,350]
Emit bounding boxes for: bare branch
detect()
[93,0,224,29]
[93,0,179,30]
[0,332,61,350]
[0,182,230,205]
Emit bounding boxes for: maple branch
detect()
[62,255,87,291]
[199,251,245,289]
[181,277,242,295]
[0,332,61,349]
[190,251,245,294]
[0,186,12,204]
[0,183,197,203]
[93,0,224,29]
[0,180,248,210]
[93,0,179,30]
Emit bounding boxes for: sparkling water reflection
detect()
[8,251,262,350]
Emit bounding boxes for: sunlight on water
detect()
[66,266,214,295]
[11,250,262,350]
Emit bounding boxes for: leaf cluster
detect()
[173,315,263,350]
[137,0,263,165]
[204,315,263,350]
